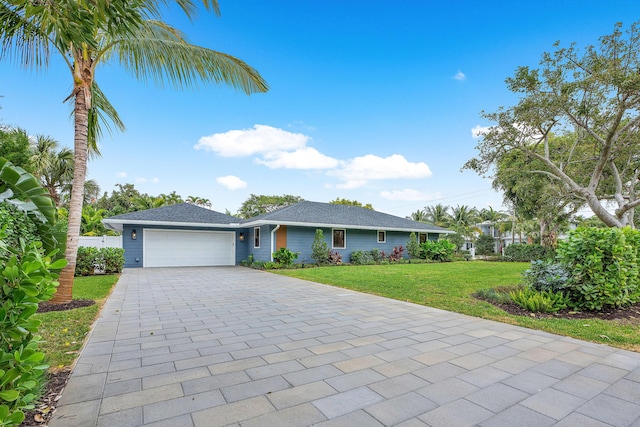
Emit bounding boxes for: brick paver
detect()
[50,267,640,426]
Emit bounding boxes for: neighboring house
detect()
[103,201,453,268]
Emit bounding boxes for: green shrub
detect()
[311,229,330,265]
[406,233,421,258]
[350,250,374,265]
[420,240,456,262]
[474,287,518,304]
[0,204,40,257]
[75,247,125,276]
[503,243,554,262]
[102,248,125,274]
[475,234,496,256]
[272,248,299,267]
[369,248,384,263]
[0,236,66,426]
[509,288,569,313]
[557,227,640,311]
[523,260,569,293]
[75,247,100,276]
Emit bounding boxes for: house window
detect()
[254,227,260,248]
[377,231,386,243]
[419,233,428,244]
[332,229,346,249]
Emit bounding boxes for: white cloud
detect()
[217,175,247,190]
[195,124,309,157]
[380,189,442,201]
[151,177,159,184]
[135,177,147,183]
[471,125,490,138]
[255,147,339,170]
[329,154,431,188]
[117,172,127,178]
[454,70,467,81]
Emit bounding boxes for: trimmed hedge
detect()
[503,243,554,262]
[75,247,124,276]
[557,227,640,310]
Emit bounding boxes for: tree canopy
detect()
[237,194,303,219]
[465,22,640,228]
[329,198,374,210]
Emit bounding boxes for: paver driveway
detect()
[51,267,640,426]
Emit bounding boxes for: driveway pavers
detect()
[50,267,640,426]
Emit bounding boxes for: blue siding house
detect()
[104,201,452,268]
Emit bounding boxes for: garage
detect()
[143,229,235,267]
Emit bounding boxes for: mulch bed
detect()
[21,369,70,426]
[485,299,640,323]
[37,299,95,313]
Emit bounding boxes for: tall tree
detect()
[0,127,32,171]
[329,198,374,210]
[449,205,480,242]
[465,22,640,229]
[1,0,268,303]
[424,204,451,227]
[30,135,74,207]
[407,209,428,222]
[237,194,303,219]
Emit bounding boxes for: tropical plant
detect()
[0,127,32,172]
[557,227,640,310]
[29,135,74,207]
[503,243,554,262]
[509,288,569,313]
[329,198,373,210]
[327,250,343,265]
[237,194,303,219]
[475,234,497,256]
[0,235,65,427]
[349,250,375,265]
[0,0,268,303]
[420,240,456,262]
[424,204,451,227]
[272,247,299,267]
[449,205,480,241]
[407,209,428,222]
[523,260,570,293]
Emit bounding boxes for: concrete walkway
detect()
[51,267,640,427]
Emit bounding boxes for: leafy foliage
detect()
[75,247,125,276]
[272,248,299,267]
[509,288,569,313]
[327,250,343,265]
[0,233,66,426]
[523,260,570,293]
[406,233,420,258]
[465,22,640,228]
[237,194,303,219]
[419,240,456,262]
[475,234,496,256]
[311,229,329,265]
[503,243,554,262]
[0,203,39,255]
[349,250,375,265]
[557,227,640,310]
[329,198,373,210]
[386,246,405,262]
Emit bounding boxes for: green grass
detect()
[35,275,120,370]
[275,262,640,351]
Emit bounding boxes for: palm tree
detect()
[30,135,74,206]
[133,194,166,211]
[1,0,268,303]
[449,205,480,242]
[407,209,427,222]
[424,204,451,228]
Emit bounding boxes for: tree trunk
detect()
[50,86,90,303]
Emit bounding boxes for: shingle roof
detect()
[103,203,240,231]
[241,201,452,233]
[103,201,452,233]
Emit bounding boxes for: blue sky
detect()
[1,1,639,217]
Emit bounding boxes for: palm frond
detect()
[112,20,268,95]
[85,82,126,158]
[0,1,51,68]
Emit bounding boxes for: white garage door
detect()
[144,229,235,267]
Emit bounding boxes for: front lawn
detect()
[35,274,120,369]
[275,262,640,351]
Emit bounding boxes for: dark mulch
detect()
[21,369,70,426]
[485,299,640,323]
[37,299,95,313]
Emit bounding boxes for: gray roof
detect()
[103,201,452,234]
[241,201,452,233]
[103,203,240,231]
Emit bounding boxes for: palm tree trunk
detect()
[51,86,89,303]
